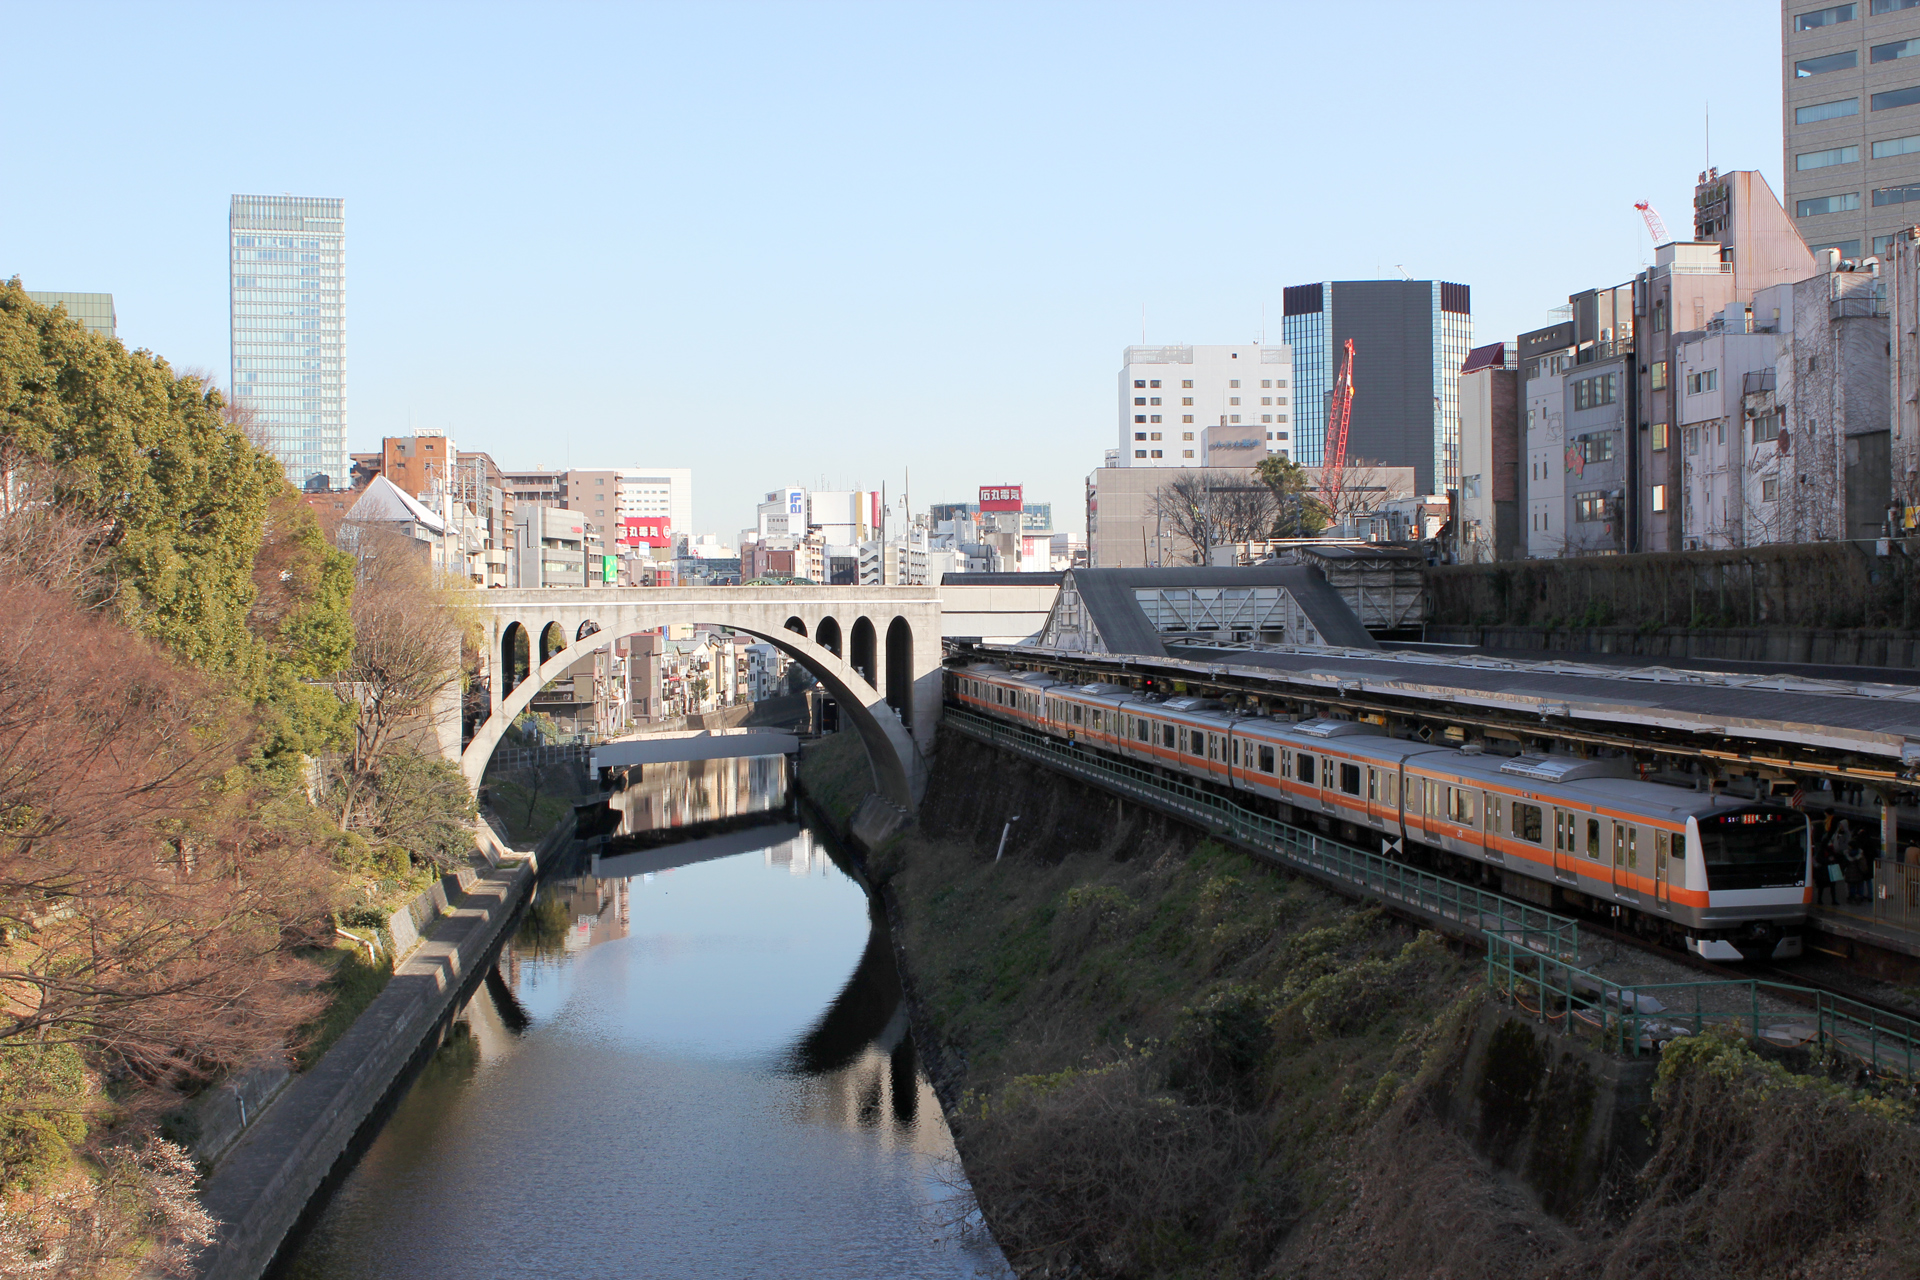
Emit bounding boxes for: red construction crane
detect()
[1323,338,1356,517]
[1634,200,1669,244]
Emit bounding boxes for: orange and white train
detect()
[951,663,1811,961]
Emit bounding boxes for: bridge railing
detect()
[943,707,1579,961]
[1483,932,1920,1077]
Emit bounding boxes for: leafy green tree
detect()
[1256,453,1330,538]
[0,281,354,765]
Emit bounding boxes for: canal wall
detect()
[189,813,576,1280]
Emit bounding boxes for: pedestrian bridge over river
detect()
[465,587,944,807]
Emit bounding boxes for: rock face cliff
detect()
[803,727,1920,1280]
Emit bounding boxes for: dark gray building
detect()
[1280,279,1473,497]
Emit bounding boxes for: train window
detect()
[1447,787,1477,825]
[1513,802,1543,843]
[1162,724,1176,749]
[1297,752,1315,783]
[1612,823,1626,866]
[1321,757,1334,789]
[1339,763,1362,795]
[1656,830,1671,871]
[995,687,1004,705]
[1231,739,1240,766]
[1188,729,1205,757]
[1137,718,1151,743]
[1258,745,1275,773]
[1384,773,1397,806]
[1206,735,1218,761]
[1366,768,1377,800]
[1487,796,1503,830]
[1554,811,1567,850]
[1627,827,1639,870]
[1587,819,1601,860]
[1072,704,1083,724]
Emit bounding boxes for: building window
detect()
[1275,432,1288,441]
[1652,484,1668,513]
[1808,238,1863,256]
[1652,301,1668,331]
[1876,184,1920,206]
[1181,380,1193,388]
[1135,414,1147,423]
[1873,85,1920,110]
[1877,0,1920,12]
[1274,378,1287,387]
[1762,478,1780,500]
[1797,98,1860,123]
[1798,145,1861,169]
[1228,397,1240,405]
[1150,449,1163,458]
[1135,431,1146,440]
[1149,415,1161,423]
[1150,432,1162,440]
[1261,397,1272,405]
[1149,397,1161,405]
[1752,410,1782,443]
[1228,380,1239,388]
[1149,379,1161,388]
[1276,413,1287,423]
[1876,233,1900,254]
[1651,361,1668,391]
[1875,38,1920,62]
[1797,192,1862,217]
[1133,379,1145,388]
[1651,422,1669,451]
[1182,449,1194,458]
[1262,414,1273,423]
[1261,380,1272,388]
[1686,369,1718,393]
[1182,415,1194,423]
[1134,397,1147,405]
[1685,427,1700,455]
[1798,1,1856,25]
[1181,397,1193,405]
[1574,491,1606,522]
[1576,433,1616,463]
[1573,373,1617,408]
[1181,432,1194,441]
[1797,51,1859,77]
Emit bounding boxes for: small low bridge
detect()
[589,729,800,773]
[465,587,942,808]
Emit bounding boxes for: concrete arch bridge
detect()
[466,587,943,808]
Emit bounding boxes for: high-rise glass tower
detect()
[229,195,346,489]
[1281,279,1472,496]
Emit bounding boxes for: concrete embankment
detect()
[190,814,576,1280]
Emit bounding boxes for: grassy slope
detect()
[816,728,1920,1280]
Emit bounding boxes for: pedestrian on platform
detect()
[1814,841,1841,905]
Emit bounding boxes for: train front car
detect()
[1687,806,1812,961]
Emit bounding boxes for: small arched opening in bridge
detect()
[538,621,569,666]
[500,621,530,695]
[784,616,808,639]
[815,615,842,657]
[576,619,601,642]
[885,617,913,727]
[849,616,876,686]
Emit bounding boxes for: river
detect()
[278,756,1009,1280]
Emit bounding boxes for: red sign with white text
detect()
[979,485,1023,512]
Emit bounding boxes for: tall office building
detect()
[1784,0,1920,261]
[229,195,346,489]
[26,292,115,338]
[1281,280,1472,496]
[1116,344,1294,466]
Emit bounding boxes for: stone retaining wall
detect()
[190,812,575,1280]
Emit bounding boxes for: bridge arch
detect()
[538,621,568,666]
[885,616,913,727]
[500,621,529,695]
[815,615,842,657]
[849,616,876,686]
[784,616,807,638]
[466,617,921,810]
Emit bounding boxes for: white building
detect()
[753,487,808,539]
[1522,328,1573,559]
[563,467,693,540]
[1118,343,1294,467]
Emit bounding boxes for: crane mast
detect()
[1634,200,1669,244]
[1323,338,1356,519]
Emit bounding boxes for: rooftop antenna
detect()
[1705,100,1710,172]
[1394,264,1411,280]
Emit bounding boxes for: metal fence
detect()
[943,707,1580,960]
[488,742,592,772]
[1485,932,1920,1079]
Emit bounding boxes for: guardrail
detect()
[487,742,592,771]
[1485,932,1920,1079]
[944,707,1580,960]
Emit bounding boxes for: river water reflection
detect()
[280,757,1009,1280]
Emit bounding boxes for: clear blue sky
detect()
[4,1,1783,539]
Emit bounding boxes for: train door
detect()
[1611,821,1638,901]
[1552,809,1578,882]
[1652,829,1672,909]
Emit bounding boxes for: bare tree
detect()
[328,527,472,832]
[1150,470,1282,564]
[1317,459,1395,525]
